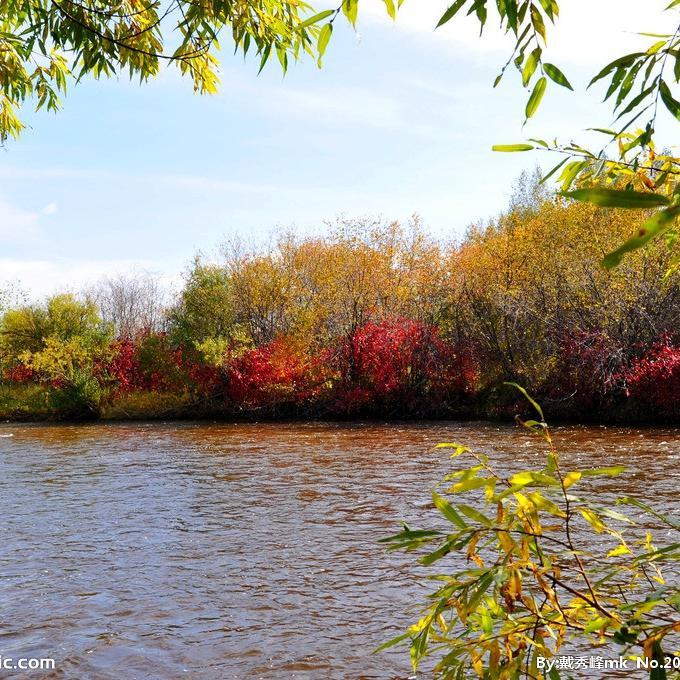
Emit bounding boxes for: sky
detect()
[0,0,675,298]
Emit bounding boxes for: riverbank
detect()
[3,195,680,431]
[1,383,676,425]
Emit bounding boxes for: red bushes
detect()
[332,318,477,414]
[106,339,140,391]
[104,334,222,395]
[2,364,36,383]
[7,317,680,420]
[226,338,331,410]
[624,337,680,413]
[545,331,625,412]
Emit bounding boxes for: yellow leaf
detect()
[606,544,631,557]
[563,471,582,489]
[579,507,606,533]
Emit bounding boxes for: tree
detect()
[456,1,680,269]
[0,292,110,359]
[0,294,113,415]
[168,258,244,363]
[86,271,168,338]
[0,0,358,140]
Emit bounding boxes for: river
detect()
[0,421,678,679]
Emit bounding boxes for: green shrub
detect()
[47,368,106,420]
[101,390,193,420]
[0,383,54,420]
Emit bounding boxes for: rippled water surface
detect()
[0,421,678,679]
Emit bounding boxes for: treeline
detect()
[2,175,680,422]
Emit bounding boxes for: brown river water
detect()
[0,421,678,679]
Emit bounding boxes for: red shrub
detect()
[175,349,223,395]
[3,364,36,383]
[226,338,332,410]
[103,334,222,395]
[332,318,477,414]
[624,337,680,413]
[105,339,140,392]
[545,331,625,412]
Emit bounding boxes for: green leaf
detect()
[558,160,588,191]
[504,382,544,420]
[383,0,397,19]
[492,143,535,152]
[548,667,561,680]
[525,76,546,120]
[540,157,568,184]
[341,0,358,27]
[419,539,455,565]
[596,506,634,524]
[467,572,495,610]
[614,82,657,121]
[538,0,554,20]
[659,80,680,121]
[650,641,668,680]
[435,442,470,457]
[616,496,680,530]
[530,5,546,42]
[373,632,411,653]
[457,504,493,527]
[544,63,573,90]
[436,0,467,28]
[450,477,494,493]
[562,188,670,209]
[379,528,444,550]
[509,471,560,487]
[432,491,468,528]
[522,48,541,87]
[562,471,581,489]
[632,543,680,564]
[602,206,680,269]
[317,23,333,65]
[588,53,644,88]
[579,507,607,533]
[299,9,335,28]
[581,466,626,477]
[647,39,667,55]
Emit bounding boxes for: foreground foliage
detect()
[379,389,680,678]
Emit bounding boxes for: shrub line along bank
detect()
[3,177,680,423]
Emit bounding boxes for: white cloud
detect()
[359,0,672,66]
[0,197,60,244]
[268,84,414,132]
[0,200,41,243]
[0,166,106,181]
[0,257,180,300]
[0,165,389,206]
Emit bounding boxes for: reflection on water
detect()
[0,421,678,679]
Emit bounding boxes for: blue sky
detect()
[0,0,674,297]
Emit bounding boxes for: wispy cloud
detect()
[266,84,413,132]
[359,0,671,65]
[0,257,179,300]
[0,199,44,244]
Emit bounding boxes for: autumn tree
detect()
[87,272,168,338]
